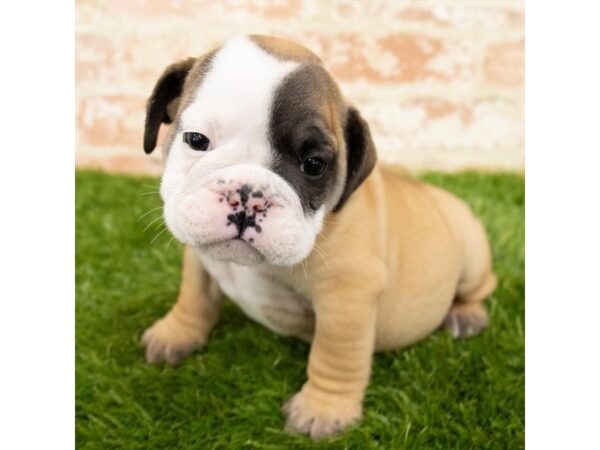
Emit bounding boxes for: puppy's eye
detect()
[183,132,210,151]
[300,157,327,176]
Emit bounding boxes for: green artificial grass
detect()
[76,170,524,449]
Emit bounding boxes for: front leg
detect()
[142,246,222,366]
[283,270,384,440]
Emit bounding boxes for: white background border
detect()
[527,1,600,448]
[0,1,74,449]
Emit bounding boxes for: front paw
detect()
[282,384,362,440]
[141,312,207,366]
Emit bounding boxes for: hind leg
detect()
[443,300,489,338]
[443,215,497,339]
[442,272,496,338]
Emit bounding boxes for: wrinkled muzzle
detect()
[162,164,323,266]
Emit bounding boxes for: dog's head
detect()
[144,35,376,266]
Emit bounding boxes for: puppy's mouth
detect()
[198,237,265,265]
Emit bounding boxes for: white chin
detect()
[200,239,265,265]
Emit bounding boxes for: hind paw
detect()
[442,302,488,339]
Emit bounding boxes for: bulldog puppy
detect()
[141,35,496,440]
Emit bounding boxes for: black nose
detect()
[227,210,257,237]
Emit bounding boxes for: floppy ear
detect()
[143,57,196,154]
[333,107,378,212]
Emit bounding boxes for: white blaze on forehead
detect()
[179,36,299,166]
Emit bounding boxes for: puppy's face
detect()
[144,36,376,266]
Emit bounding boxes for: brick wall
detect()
[75,0,524,175]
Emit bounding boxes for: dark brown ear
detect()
[333,107,378,212]
[143,58,196,154]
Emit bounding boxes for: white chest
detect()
[198,254,315,337]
